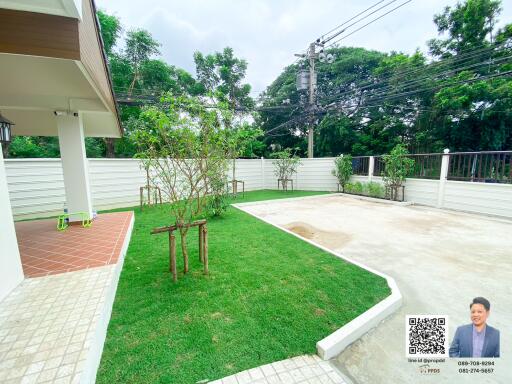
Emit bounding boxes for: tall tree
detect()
[97,10,124,157]
[428,0,501,58]
[97,10,121,57]
[125,29,161,95]
[194,47,254,111]
[193,47,260,181]
[427,0,511,151]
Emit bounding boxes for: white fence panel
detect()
[296,158,338,191]
[230,159,264,191]
[443,181,512,218]
[88,159,146,211]
[403,178,439,207]
[263,159,277,189]
[5,159,66,220]
[264,158,338,191]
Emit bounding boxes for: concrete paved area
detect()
[0,212,133,383]
[238,194,512,384]
[0,266,115,383]
[211,355,347,384]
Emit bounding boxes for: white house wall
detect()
[0,149,24,302]
[4,158,512,220]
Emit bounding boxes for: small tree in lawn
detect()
[332,155,353,192]
[135,151,159,203]
[131,116,161,207]
[272,149,301,190]
[206,154,230,216]
[382,144,414,201]
[226,123,263,193]
[134,93,229,269]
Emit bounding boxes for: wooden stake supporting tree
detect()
[277,178,294,191]
[137,155,163,210]
[139,185,163,210]
[227,179,245,197]
[151,219,209,282]
[226,125,262,198]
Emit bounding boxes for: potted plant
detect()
[332,155,353,192]
[272,149,301,191]
[382,144,414,201]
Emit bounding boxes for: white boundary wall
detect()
[5,157,512,219]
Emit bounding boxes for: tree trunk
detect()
[146,168,150,205]
[105,138,115,158]
[392,185,399,201]
[179,229,189,273]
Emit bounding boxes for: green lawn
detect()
[97,190,390,384]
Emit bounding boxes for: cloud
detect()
[97,0,512,97]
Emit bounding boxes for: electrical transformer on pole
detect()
[296,41,333,158]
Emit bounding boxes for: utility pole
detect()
[308,42,316,158]
[296,40,333,158]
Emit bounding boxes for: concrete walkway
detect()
[210,355,347,384]
[0,266,117,383]
[238,195,512,384]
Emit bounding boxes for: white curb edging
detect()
[233,198,402,361]
[232,192,336,208]
[336,192,414,206]
[82,212,135,384]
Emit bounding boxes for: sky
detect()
[96,0,512,97]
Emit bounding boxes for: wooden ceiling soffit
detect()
[0,9,80,60]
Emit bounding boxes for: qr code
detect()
[406,315,448,357]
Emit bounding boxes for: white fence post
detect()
[368,156,375,182]
[437,149,450,208]
[261,157,265,190]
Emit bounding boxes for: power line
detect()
[322,57,511,109]
[289,0,414,156]
[324,0,413,49]
[318,43,511,105]
[320,53,512,108]
[321,1,400,45]
[318,1,387,41]
[260,44,511,114]
[263,70,512,136]
[290,1,398,69]
[323,70,512,111]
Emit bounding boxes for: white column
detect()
[0,144,24,301]
[368,156,375,182]
[57,113,93,221]
[437,149,450,208]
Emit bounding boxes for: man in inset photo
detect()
[449,297,500,358]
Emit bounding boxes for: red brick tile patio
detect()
[15,211,133,278]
